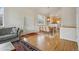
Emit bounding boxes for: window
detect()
[0,7,4,27]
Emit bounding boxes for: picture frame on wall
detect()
[36,15,46,25]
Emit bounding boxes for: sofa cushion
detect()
[11,27,18,34]
[0,34,17,41]
[0,28,12,35]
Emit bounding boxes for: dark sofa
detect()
[0,27,22,44]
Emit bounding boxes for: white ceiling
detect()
[10,7,61,16]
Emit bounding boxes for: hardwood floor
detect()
[20,32,78,51]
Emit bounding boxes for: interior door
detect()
[24,16,35,32]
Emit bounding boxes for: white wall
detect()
[76,8,79,50]
[59,8,76,41]
[60,28,76,41]
[4,8,24,29]
[23,11,38,33]
[61,7,76,27]
[4,7,39,33]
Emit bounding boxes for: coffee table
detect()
[0,42,15,51]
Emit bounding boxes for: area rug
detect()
[12,40,26,51]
